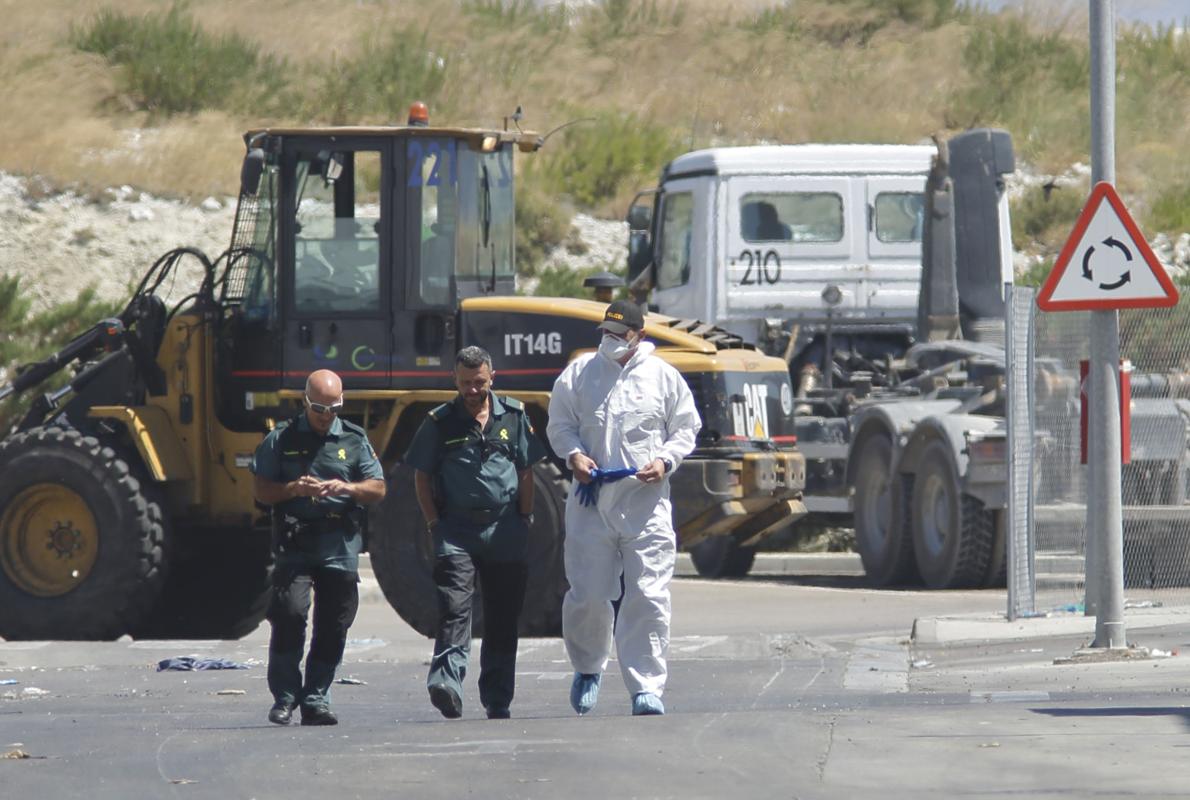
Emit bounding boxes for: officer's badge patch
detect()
[338,448,347,460]
[499,429,509,441]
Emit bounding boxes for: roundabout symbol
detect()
[1081,236,1132,291]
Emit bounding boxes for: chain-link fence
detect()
[1008,284,1190,618]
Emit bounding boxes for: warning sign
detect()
[1036,182,1179,311]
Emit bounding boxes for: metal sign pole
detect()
[1088,0,1126,648]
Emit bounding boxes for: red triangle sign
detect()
[1037,182,1179,311]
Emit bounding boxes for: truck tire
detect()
[369,462,568,638]
[688,536,757,578]
[132,525,273,640]
[910,440,993,588]
[0,426,166,640]
[852,433,917,586]
[981,507,1007,588]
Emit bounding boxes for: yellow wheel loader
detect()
[0,108,805,640]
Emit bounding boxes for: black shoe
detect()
[267,702,294,725]
[429,683,462,719]
[300,705,338,726]
[485,707,511,720]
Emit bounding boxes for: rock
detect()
[200,197,222,212]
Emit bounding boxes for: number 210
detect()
[738,250,781,285]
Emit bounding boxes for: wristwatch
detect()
[660,457,673,474]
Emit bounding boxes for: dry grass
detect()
[0,0,1186,229]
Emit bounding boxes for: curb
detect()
[912,606,1190,644]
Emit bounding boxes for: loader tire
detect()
[132,525,273,640]
[910,439,994,589]
[370,462,568,638]
[0,426,166,640]
[688,536,757,578]
[852,432,917,586]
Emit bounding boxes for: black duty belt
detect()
[444,506,510,526]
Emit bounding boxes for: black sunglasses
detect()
[305,395,344,415]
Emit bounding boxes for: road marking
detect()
[970,691,1052,703]
[843,637,908,693]
[671,635,728,653]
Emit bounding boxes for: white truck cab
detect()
[629,141,1014,366]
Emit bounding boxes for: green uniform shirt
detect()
[404,393,547,561]
[404,393,546,511]
[252,413,384,571]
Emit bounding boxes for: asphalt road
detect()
[3,557,1190,799]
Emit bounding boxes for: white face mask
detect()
[599,333,635,361]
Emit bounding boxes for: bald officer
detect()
[253,369,386,726]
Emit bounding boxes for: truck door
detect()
[865,176,927,319]
[282,144,391,389]
[724,176,852,322]
[651,178,706,321]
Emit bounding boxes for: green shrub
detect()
[516,180,574,276]
[740,0,960,41]
[461,0,570,33]
[948,15,1088,138]
[71,3,287,115]
[306,29,449,125]
[533,112,683,210]
[1147,182,1190,235]
[582,0,685,45]
[528,263,626,300]
[1010,182,1086,252]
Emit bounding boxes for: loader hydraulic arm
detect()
[0,318,125,403]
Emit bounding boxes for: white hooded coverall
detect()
[547,341,701,697]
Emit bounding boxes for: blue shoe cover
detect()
[631,692,665,716]
[570,672,601,715]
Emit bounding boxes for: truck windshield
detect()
[740,192,843,243]
[410,138,514,305]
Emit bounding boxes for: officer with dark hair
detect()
[252,369,386,726]
[404,346,547,720]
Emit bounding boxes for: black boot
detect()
[268,701,294,725]
[300,704,339,726]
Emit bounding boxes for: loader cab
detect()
[216,121,528,428]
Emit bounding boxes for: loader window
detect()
[293,150,382,314]
[873,191,924,243]
[740,192,842,243]
[410,138,514,305]
[656,192,693,290]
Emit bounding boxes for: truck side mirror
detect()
[627,230,653,282]
[627,203,652,232]
[240,148,265,196]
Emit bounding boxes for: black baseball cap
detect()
[597,299,644,335]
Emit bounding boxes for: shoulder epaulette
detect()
[428,403,452,421]
[339,418,368,437]
[501,395,524,412]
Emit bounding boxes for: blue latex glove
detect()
[574,467,638,507]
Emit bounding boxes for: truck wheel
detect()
[132,525,273,640]
[688,536,757,578]
[981,508,1007,588]
[0,427,166,640]
[852,433,916,585]
[910,440,993,588]
[370,462,568,638]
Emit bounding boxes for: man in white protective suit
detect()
[546,299,701,717]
